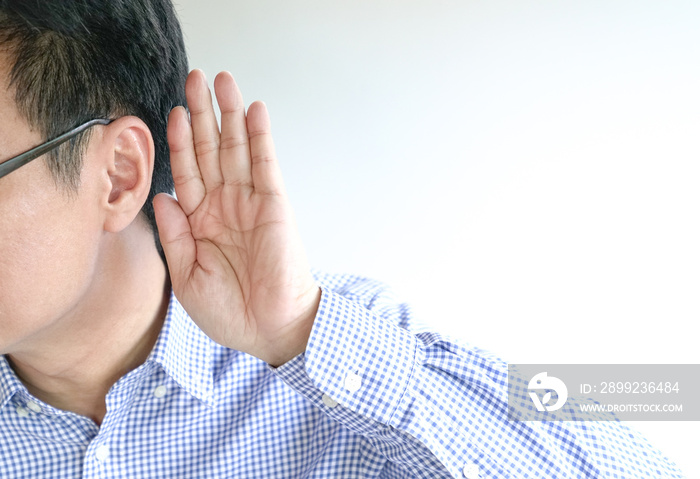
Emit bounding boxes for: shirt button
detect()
[153,385,167,398]
[344,372,362,393]
[321,394,338,408]
[463,462,481,478]
[26,401,42,413]
[95,445,110,462]
[16,406,30,418]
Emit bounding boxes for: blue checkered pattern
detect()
[0,272,686,478]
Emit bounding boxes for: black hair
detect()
[0,0,189,261]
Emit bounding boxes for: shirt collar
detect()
[0,292,218,411]
[147,291,217,407]
[0,355,24,410]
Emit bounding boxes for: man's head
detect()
[0,0,188,259]
[0,0,187,355]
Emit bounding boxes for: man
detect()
[0,1,686,477]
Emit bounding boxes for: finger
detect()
[167,106,205,215]
[246,101,285,195]
[186,69,224,191]
[153,193,197,290]
[214,71,253,189]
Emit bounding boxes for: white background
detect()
[174,1,699,476]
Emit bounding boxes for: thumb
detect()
[153,192,196,288]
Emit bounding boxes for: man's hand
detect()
[153,70,320,367]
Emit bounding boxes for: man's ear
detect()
[100,116,155,233]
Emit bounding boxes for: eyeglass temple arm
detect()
[0,118,113,178]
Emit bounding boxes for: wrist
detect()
[264,286,321,367]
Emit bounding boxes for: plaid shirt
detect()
[0,272,685,478]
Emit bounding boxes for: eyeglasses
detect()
[0,118,113,180]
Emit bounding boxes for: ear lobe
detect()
[103,118,155,233]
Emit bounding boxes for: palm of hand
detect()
[154,70,319,366]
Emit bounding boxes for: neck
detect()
[6,223,169,426]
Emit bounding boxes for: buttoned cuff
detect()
[272,285,420,427]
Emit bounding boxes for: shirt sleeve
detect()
[270,273,686,478]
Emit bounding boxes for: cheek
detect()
[0,191,101,349]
